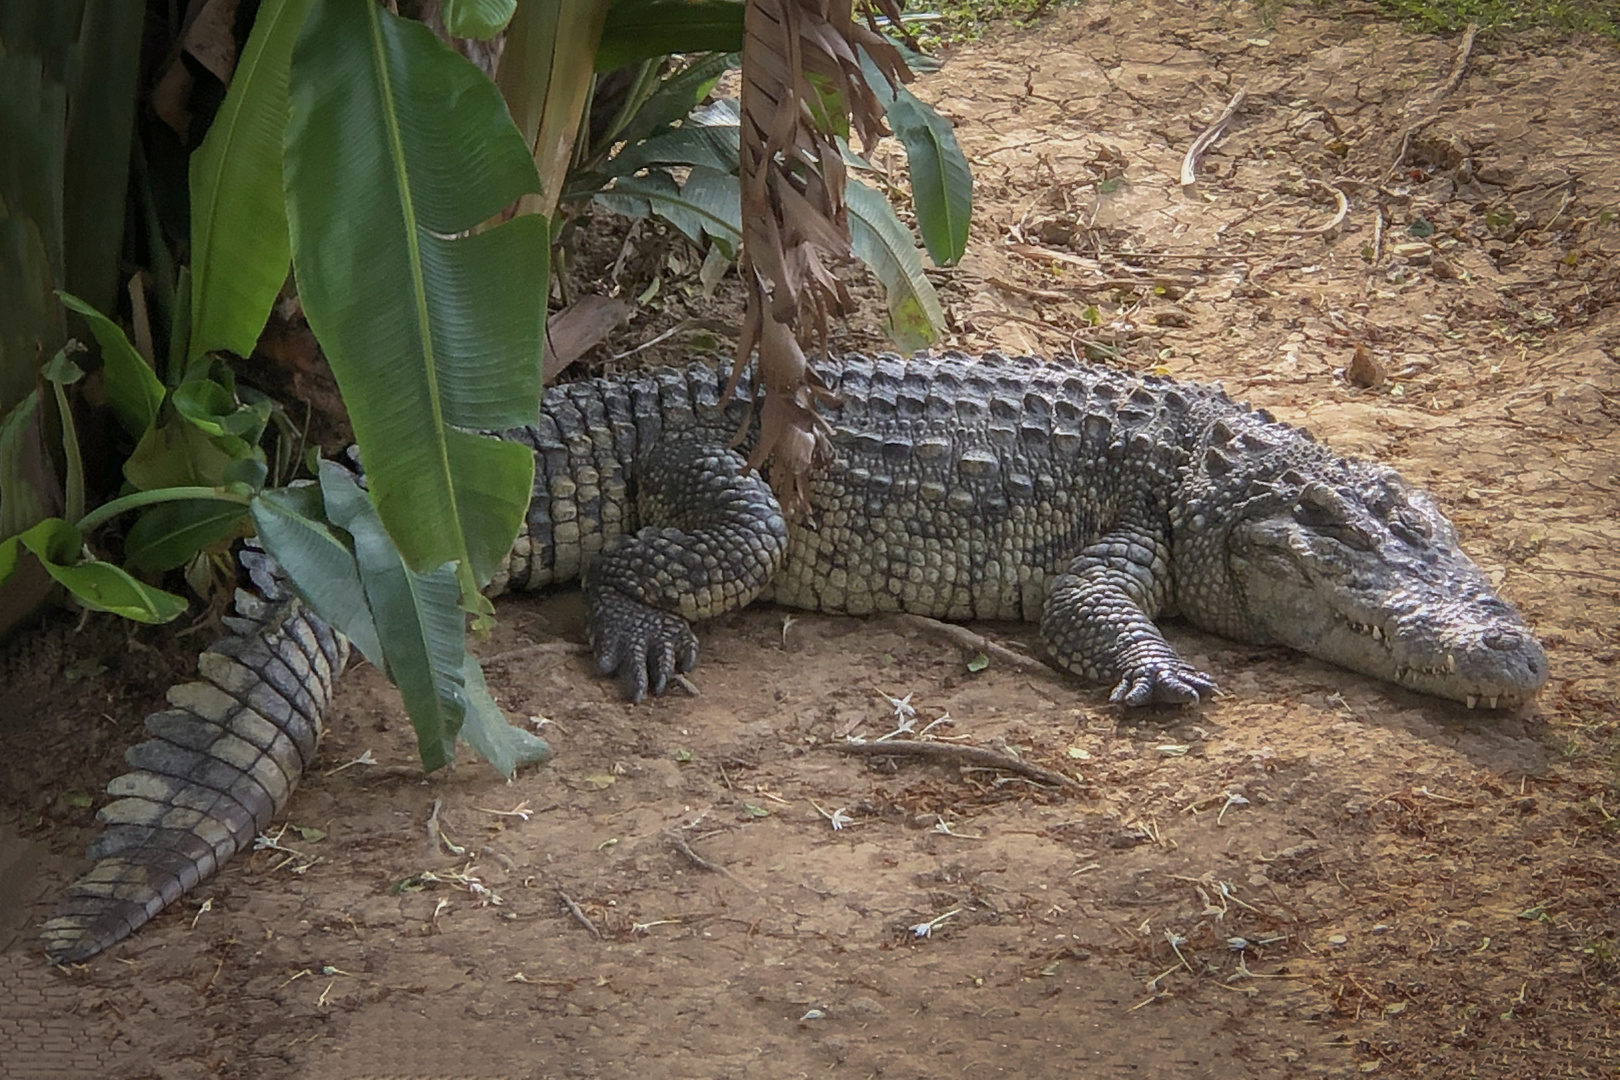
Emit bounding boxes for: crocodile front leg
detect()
[585,443,789,701]
[1040,524,1218,706]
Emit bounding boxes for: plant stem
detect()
[50,378,86,525]
[75,486,251,535]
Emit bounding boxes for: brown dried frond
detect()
[732,0,913,514]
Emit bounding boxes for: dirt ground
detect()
[4,1,1620,1077]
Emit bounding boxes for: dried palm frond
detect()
[733,0,913,514]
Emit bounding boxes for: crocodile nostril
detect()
[1484,628,1523,651]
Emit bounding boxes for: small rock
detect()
[1345,344,1386,389]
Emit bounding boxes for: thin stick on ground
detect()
[666,831,727,874]
[664,831,758,892]
[1274,180,1349,238]
[1181,89,1247,195]
[557,888,603,940]
[895,614,1048,674]
[481,641,589,666]
[830,740,1086,793]
[1431,21,1480,105]
[1381,23,1478,186]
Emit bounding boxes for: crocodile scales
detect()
[42,351,1547,962]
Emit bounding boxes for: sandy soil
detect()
[3,1,1619,1077]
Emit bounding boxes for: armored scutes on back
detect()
[49,350,1545,964]
[499,350,1547,709]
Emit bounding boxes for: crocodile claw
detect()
[587,588,699,702]
[1109,663,1219,707]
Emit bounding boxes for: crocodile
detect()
[41,351,1548,962]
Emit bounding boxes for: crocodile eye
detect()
[1366,485,1396,518]
[1390,508,1432,544]
[1292,486,1375,550]
[1293,482,1349,526]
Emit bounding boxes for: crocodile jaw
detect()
[1222,493,1549,709]
[1242,578,1550,707]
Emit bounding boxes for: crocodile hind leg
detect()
[1040,524,1219,706]
[585,443,789,701]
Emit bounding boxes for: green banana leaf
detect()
[614,53,735,151]
[60,1,144,316]
[285,0,546,593]
[124,498,252,573]
[859,48,972,267]
[847,177,945,351]
[0,390,57,539]
[595,0,744,71]
[444,0,518,39]
[0,518,186,624]
[251,481,384,667]
[605,98,740,176]
[0,214,62,415]
[599,169,742,249]
[316,463,465,772]
[254,474,549,776]
[57,289,164,439]
[189,0,312,362]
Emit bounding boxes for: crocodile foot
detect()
[587,588,699,702]
[1109,662,1219,707]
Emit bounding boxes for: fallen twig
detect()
[557,888,603,940]
[895,614,1048,674]
[987,275,1078,302]
[665,830,726,874]
[1381,23,1478,186]
[1273,180,1349,238]
[481,641,589,666]
[830,739,1085,793]
[1431,21,1480,107]
[1180,89,1247,194]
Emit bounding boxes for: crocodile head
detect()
[1178,428,1548,708]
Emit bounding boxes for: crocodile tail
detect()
[41,550,349,963]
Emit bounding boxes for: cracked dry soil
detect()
[3,2,1619,1077]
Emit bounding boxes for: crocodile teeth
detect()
[1466,695,1478,709]
[1446,653,1456,672]
[1488,696,1498,709]
[1371,625,1382,640]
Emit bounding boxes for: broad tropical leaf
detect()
[57,290,164,438]
[847,177,944,351]
[124,498,251,573]
[605,97,740,176]
[60,1,145,316]
[285,0,546,592]
[596,0,744,71]
[600,168,742,248]
[0,518,187,623]
[860,48,972,267]
[251,482,383,666]
[189,0,312,362]
[614,53,735,153]
[317,463,474,774]
[0,50,67,289]
[0,214,62,414]
[459,654,553,776]
[444,0,518,39]
[0,390,58,539]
